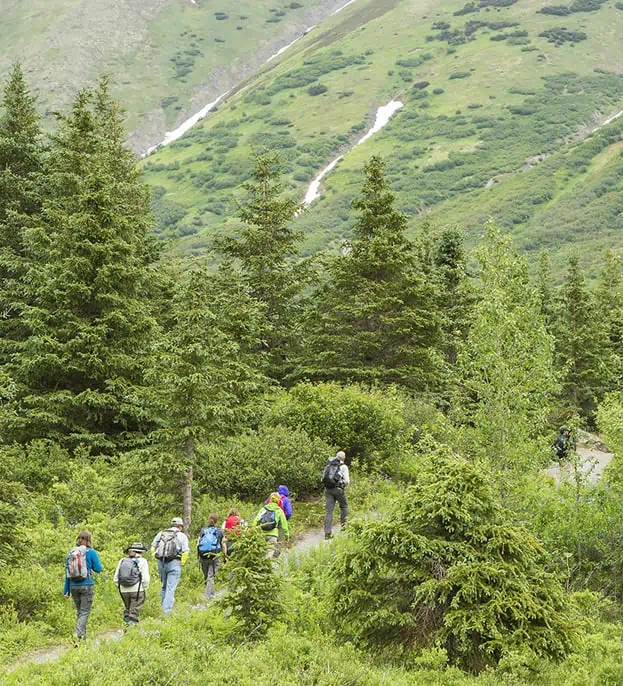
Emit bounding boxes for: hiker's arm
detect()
[281,511,290,540]
[141,558,151,588]
[341,465,350,486]
[90,550,103,574]
[179,533,190,565]
[113,561,121,585]
[63,574,70,596]
[150,533,160,554]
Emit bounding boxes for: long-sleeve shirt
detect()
[113,556,150,593]
[63,547,103,595]
[340,464,350,487]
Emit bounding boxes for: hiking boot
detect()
[325,533,333,540]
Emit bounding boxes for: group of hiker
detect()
[63,452,351,642]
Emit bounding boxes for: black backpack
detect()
[322,457,343,489]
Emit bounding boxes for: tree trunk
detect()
[183,437,194,533]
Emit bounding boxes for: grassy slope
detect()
[0,0,342,152]
[141,0,623,272]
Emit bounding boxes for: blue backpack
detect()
[198,526,221,558]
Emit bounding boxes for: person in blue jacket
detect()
[63,530,103,641]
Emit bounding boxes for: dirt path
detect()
[544,434,614,486]
[5,524,334,674]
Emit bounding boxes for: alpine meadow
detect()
[2,0,623,684]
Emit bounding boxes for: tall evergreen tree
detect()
[536,250,554,330]
[555,255,612,419]
[433,227,474,368]
[595,249,623,389]
[0,63,44,359]
[146,261,268,530]
[216,153,309,382]
[0,83,156,451]
[297,156,440,392]
[453,225,556,479]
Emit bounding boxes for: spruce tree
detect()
[146,260,268,530]
[433,227,474,368]
[1,83,156,451]
[595,249,623,390]
[536,250,554,330]
[555,255,612,419]
[297,156,440,392]
[217,153,309,382]
[0,63,44,360]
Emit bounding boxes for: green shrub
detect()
[263,382,411,470]
[449,71,472,80]
[197,425,332,499]
[307,84,328,96]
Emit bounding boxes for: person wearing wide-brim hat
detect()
[113,542,150,626]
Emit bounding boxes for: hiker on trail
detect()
[63,530,103,642]
[113,542,150,626]
[222,508,246,558]
[254,492,290,559]
[197,513,227,599]
[323,450,350,540]
[553,426,574,461]
[151,517,189,616]
[267,485,293,521]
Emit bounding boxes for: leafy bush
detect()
[197,425,332,498]
[449,71,472,80]
[330,446,580,671]
[263,382,411,470]
[413,81,430,90]
[539,27,587,44]
[307,84,328,96]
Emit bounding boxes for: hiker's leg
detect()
[200,557,210,581]
[121,592,132,622]
[324,489,337,535]
[205,559,219,598]
[128,591,146,623]
[265,536,278,559]
[158,560,167,607]
[336,488,349,526]
[162,561,181,615]
[74,586,95,639]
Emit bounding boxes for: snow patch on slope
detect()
[303,100,404,206]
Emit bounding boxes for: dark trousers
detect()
[324,487,348,534]
[71,585,95,639]
[121,590,146,623]
[200,556,221,598]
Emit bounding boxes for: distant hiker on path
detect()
[323,450,350,540]
[113,542,150,626]
[553,426,574,461]
[151,517,189,615]
[197,513,226,599]
[254,492,290,558]
[63,530,103,642]
[265,484,294,547]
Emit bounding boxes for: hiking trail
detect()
[544,431,614,486]
[4,523,335,675]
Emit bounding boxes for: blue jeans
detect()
[158,559,182,615]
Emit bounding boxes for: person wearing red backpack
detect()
[63,530,103,642]
[222,508,246,558]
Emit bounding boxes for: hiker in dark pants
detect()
[323,451,350,540]
[114,542,150,626]
[63,530,103,642]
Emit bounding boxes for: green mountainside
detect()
[0,0,345,152]
[141,0,623,273]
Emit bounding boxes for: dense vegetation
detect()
[2,64,623,683]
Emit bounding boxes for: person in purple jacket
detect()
[63,530,103,642]
[277,485,293,521]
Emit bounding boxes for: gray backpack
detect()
[118,557,141,587]
[154,529,179,562]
